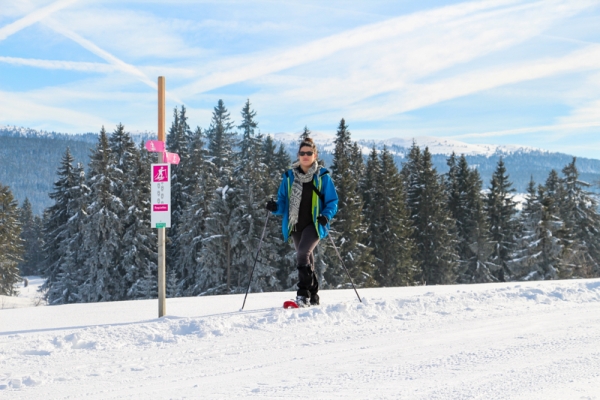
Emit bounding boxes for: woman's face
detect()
[298,145,317,169]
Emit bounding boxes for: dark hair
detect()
[298,137,317,153]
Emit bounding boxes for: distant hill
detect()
[272,132,600,196]
[0,126,153,215]
[2,126,600,215]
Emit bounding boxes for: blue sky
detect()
[1,0,600,157]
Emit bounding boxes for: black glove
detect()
[266,200,278,212]
[317,215,328,226]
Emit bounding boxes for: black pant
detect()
[291,225,320,298]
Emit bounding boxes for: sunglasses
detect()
[298,151,314,156]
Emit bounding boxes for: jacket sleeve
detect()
[273,172,288,216]
[319,174,338,221]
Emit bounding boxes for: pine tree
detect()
[0,183,24,296]
[18,198,45,276]
[268,142,295,289]
[78,127,125,302]
[238,99,258,160]
[460,167,498,283]
[175,127,217,296]
[326,119,375,288]
[300,126,311,143]
[47,163,90,304]
[403,144,458,285]
[485,158,519,281]
[369,147,417,286]
[511,177,542,279]
[41,148,77,296]
[165,107,193,282]
[122,140,158,300]
[558,158,600,277]
[200,100,241,293]
[127,141,158,299]
[446,155,497,283]
[512,172,565,281]
[232,102,281,293]
[206,100,236,185]
[263,135,280,197]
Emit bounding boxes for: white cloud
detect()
[174,0,525,98]
[0,0,79,42]
[0,90,108,131]
[242,0,598,123]
[52,8,205,60]
[0,56,118,73]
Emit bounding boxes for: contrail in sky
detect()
[0,0,79,41]
[44,19,159,91]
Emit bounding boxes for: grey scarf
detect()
[289,161,319,231]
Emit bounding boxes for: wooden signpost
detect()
[146,77,180,318]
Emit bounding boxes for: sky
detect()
[1,0,600,157]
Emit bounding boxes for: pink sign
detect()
[163,151,181,165]
[153,165,169,182]
[145,140,165,153]
[153,204,169,212]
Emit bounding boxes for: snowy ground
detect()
[2,279,600,399]
[0,277,46,309]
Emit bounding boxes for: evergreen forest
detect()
[2,99,600,300]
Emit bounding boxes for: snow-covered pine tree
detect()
[362,147,379,213]
[0,183,24,296]
[206,100,236,186]
[326,119,375,288]
[167,106,193,255]
[199,100,241,294]
[485,158,519,281]
[403,144,458,285]
[446,155,498,283]
[78,127,125,302]
[41,147,77,296]
[262,135,279,197]
[174,127,216,296]
[232,101,281,293]
[369,146,417,286]
[17,198,45,276]
[300,126,311,143]
[535,185,564,279]
[47,163,90,304]
[459,164,498,283]
[106,124,148,300]
[558,158,600,277]
[267,142,296,289]
[121,139,158,300]
[127,141,158,299]
[510,177,542,279]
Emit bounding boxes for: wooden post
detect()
[157,76,166,318]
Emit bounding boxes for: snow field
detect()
[2,279,600,399]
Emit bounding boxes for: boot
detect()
[310,293,319,306]
[295,295,310,308]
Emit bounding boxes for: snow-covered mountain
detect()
[271,131,542,157]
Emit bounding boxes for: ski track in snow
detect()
[2,280,600,399]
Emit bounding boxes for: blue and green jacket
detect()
[272,167,338,242]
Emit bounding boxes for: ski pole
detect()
[241,210,271,310]
[328,233,362,303]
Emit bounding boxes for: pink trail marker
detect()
[145,140,165,152]
[152,165,169,182]
[153,204,169,212]
[163,151,181,165]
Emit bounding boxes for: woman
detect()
[266,138,338,307]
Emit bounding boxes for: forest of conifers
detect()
[1,99,600,301]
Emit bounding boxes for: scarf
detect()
[288,160,319,231]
